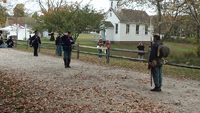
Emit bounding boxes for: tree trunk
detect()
[73,33,80,44]
[157,0,162,35]
[197,25,200,44]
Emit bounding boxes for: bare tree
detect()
[183,0,200,43]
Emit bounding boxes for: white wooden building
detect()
[100,0,153,43]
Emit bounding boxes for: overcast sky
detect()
[1,0,155,15]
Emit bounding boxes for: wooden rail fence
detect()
[9,39,200,70]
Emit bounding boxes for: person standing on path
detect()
[97,38,104,59]
[29,31,41,56]
[61,31,74,68]
[55,33,63,56]
[148,34,163,92]
[137,42,145,59]
[6,36,14,48]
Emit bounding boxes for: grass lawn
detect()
[77,34,196,59]
[16,33,196,58]
[16,33,197,60]
[164,42,194,52]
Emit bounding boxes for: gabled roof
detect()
[113,9,150,24]
[5,17,37,28]
[103,21,114,27]
[6,17,25,27]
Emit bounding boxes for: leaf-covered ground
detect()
[0,49,200,112]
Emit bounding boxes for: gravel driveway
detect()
[0,48,200,112]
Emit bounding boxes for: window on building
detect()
[126,24,130,34]
[111,2,113,8]
[115,24,118,34]
[136,25,139,34]
[117,1,119,6]
[110,12,112,17]
[145,25,148,35]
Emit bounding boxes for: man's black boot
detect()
[64,59,67,68]
[150,87,161,92]
[67,59,71,68]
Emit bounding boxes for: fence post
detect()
[148,46,151,60]
[106,45,110,63]
[55,45,57,55]
[26,40,29,50]
[15,38,17,47]
[39,44,41,52]
[77,43,79,59]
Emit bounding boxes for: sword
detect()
[150,36,153,87]
[151,69,153,87]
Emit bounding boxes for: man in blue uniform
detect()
[30,31,41,56]
[55,33,63,56]
[61,31,74,68]
[148,34,163,92]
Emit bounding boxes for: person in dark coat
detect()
[61,31,74,68]
[6,36,14,48]
[148,34,163,92]
[29,31,41,56]
[137,42,145,59]
[55,33,63,56]
[0,37,4,45]
[0,37,5,48]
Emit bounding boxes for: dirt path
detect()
[0,49,200,112]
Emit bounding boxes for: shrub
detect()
[183,51,197,59]
[166,36,196,44]
[196,44,200,57]
[168,53,185,61]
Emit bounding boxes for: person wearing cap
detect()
[97,38,104,59]
[148,34,163,92]
[6,36,14,48]
[55,33,63,56]
[29,31,41,56]
[61,31,74,68]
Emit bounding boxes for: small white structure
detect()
[0,24,31,40]
[100,0,153,43]
[42,30,49,38]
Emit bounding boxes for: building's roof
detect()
[103,21,114,27]
[5,17,37,28]
[6,17,25,27]
[113,9,150,24]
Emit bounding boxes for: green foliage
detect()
[32,12,39,19]
[183,51,197,59]
[13,4,25,17]
[0,4,9,27]
[166,37,197,44]
[168,53,185,61]
[35,2,104,43]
